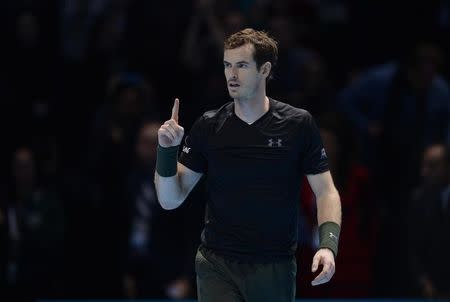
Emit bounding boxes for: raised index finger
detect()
[171,98,179,123]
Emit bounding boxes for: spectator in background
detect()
[407,143,450,299]
[181,0,248,121]
[58,0,161,157]
[337,42,450,296]
[83,71,157,297]
[4,147,65,301]
[123,120,203,299]
[266,12,331,117]
[59,0,113,127]
[60,0,102,63]
[181,0,247,74]
[288,51,335,116]
[338,42,449,172]
[61,72,158,298]
[7,8,55,104]
[123,120,165,298]
[88,71,158,168]
[86,0,134,81]
[266,15,303,100]
[6,8,58,159]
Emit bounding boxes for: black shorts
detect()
[195,247,297,302]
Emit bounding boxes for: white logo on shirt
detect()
[268,138,282,147]
[182,146,191,154]
[320,148,327,159]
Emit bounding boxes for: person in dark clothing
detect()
[407,144,450,299]
[337,43,449,296]
[81,72,157,298]
[4,147,64,302]
[154,28,342,302]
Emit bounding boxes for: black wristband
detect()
[156,145,179,177]
[318,221,340,258]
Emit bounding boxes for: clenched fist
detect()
[158,98,185,147]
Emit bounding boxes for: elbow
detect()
[158,196,186,210]
[159,202,179,210]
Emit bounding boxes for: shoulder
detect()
[192,102,233,133]
[270,98,314,124]
[202,102,233,120]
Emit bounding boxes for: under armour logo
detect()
[320,148,327,159]
[268,138,282,147]
[182,146,191,154]
[329,232,338,241]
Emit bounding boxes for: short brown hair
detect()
[224,28,278,81]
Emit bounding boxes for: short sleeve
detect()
[301,113,329,175]
[178,116,208,173]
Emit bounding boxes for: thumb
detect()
[311,254,321,272]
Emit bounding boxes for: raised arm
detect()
[154,99,203,210]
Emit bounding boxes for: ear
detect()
[261,62,272,77]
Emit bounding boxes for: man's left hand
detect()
[311,248,335,286]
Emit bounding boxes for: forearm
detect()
[315,189,341,257]
[316,188,342,226]
[307,172,341,258]
[154,170,185,210]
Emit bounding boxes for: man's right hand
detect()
[158,98,185,147]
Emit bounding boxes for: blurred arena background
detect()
[0,0,449,301]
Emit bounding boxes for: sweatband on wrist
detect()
[156,145,179,177]
[318,221,340,258]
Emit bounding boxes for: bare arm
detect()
[154,162,203,210]
[154,98,204,210]
[307,170,342,286]
[307,171,341,226]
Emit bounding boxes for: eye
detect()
[237,63,247,68]
[224,63,231,68]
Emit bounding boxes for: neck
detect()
[234,87,269,124]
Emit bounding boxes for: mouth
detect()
[228,82,240,89]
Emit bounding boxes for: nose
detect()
[231,66,238,79]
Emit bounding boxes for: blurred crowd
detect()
[0,0,449,301]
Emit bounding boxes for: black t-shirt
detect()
[179,98,329,262]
